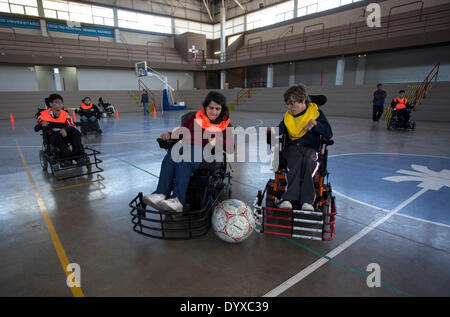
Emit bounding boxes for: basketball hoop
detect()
[135,61,148,77]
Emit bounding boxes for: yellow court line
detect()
[49,177,104,192]
[7,178,105,200]
[15,140,84,297]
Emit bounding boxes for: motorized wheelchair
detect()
[129,112,232,240]
[386,107,416,131]
[98,101,115,118]
[77,112,102,135]
[34,108,103,180]
[253,106,337,241]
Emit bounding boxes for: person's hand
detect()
[303,119,317,131]
[208,137,217,147]
[41,121,49,127]
[60,128,67,137]
[160,132,170,140]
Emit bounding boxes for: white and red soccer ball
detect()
[212,199,256,243]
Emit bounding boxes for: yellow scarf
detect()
[284,102,320,140]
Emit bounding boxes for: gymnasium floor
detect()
[1,110,449,297]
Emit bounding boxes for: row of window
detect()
[0,0,363,39]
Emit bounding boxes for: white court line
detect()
[329,152,450,160]
[264,187,428,297]
[333,190,450,229]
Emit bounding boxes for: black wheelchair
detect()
[35,109,103,180]
[99,103,115,118]
[386,108,416,131]
[253,102,337,241]
[129,112,232,240]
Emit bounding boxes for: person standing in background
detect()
[372,83,387,122]
[141,90,149,116]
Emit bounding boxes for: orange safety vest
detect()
[394,97,407,110]
[194,108,230,132]
[81,103,93,110]
[40,109,68,124]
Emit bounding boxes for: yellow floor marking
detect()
[15,140,84,297]
[7,178,104,200]
[49,178,104,192]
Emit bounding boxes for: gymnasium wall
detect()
[76,68,194,91]
[243,0,449,44]
[269,45,450,87]
[0,65,39,91]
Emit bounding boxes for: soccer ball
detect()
[212,199,256,243]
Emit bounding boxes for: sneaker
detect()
[279,200,293,209]
[159,197,183,213]
[301,203,315,211]
[143,193,166,209]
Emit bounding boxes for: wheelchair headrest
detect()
[181,111,196,125]
[310,95,327,107]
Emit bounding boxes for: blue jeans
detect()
[142,102,149,115]
[80,115,97,123]
[154,145,203,204]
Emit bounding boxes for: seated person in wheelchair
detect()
[144,91,234,213]
[34,94,85,163]
[390,90,412,126]
[78,97,102,133]
[275,84,333,211]
[98,97,115,115]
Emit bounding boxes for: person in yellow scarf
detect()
[276,84,333,211]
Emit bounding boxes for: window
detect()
[119,9,172,34]
[297,0,362,18]
[174,19,214,39]
[247,1,294,31]
[43,0,114,26]
[0,0,38,16]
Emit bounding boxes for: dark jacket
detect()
[141,93,149,103]
[77,104,101,119]
[373,89,387,106]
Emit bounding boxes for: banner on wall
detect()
[46,22,114,38]
[0,16,40,29]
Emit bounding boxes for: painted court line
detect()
[264,187,428,297]
[279,236,412,297]
[15,140,84,297]
[334,190,450,229]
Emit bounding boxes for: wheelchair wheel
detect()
[39,150,48,171]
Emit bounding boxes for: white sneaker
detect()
[159,197,184,213]
[279,200,293,209]
[301,203,314,211]
[143,193,166,208]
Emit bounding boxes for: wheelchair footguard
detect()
[253,182,337,241]
[40,146,103,180]
[129,164,232,240]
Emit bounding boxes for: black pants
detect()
[49,129,83,158]
[372,104,384,121]
[282,143,319,205]
[396,109,410,125]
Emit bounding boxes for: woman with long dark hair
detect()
[144,91,233,212]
